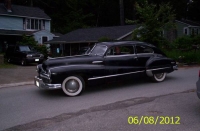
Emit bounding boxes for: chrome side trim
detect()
[92,61,103,64]
[146,67,171,72]
[105,54,136,58]
[88,70,145,80]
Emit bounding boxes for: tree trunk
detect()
[119,0,125,25]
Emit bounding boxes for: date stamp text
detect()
[128,116,180,125]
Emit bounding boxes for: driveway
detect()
[0,64,37,87]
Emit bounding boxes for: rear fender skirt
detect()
[146,66,172,77]
[145,55,174,76]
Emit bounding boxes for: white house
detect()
[0,0,55,53]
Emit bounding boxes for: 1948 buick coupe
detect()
[34,41,177,96]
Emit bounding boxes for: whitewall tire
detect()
[62,76,85,96]
[21,59,27,66]
[152,73,166,82]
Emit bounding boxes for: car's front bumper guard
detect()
[34,76,61,90]
[173,65,178,70]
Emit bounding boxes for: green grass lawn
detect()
[0,63,17,68]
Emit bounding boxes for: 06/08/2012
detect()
[128,116,180,125]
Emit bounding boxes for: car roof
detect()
[96,41,156,48]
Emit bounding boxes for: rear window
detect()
[136,45,154,54]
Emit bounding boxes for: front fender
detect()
[50,64,104,84]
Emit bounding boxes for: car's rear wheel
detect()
[152,73,166,82]
[62,76,85,96]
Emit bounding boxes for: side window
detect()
[106,45,134,56]
[136,45,153,54]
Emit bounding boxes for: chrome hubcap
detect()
[155,73,164,79]
[65,79,79,93]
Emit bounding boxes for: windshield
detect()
[89,44,107,56]
[19,46,31,52]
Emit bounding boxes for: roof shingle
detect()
[0,3,50,20]
[48,25,137,43]
[176,19,200,26]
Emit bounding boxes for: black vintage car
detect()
[34,41,177,96]
[4,45,44,65]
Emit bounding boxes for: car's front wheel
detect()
[152,73,166,82]
[21,59,27,66]
[62,76,85,96]
[7,58,11,63]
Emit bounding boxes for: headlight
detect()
[36,65,39,72]
[26,54,32,58]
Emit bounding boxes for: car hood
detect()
[42,55,103,71]
[21,51,41,55]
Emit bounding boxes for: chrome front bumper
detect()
[173,65,178,70]
[34,76,61,90]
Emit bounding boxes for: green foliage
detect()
[12,0,200,33]
[161,34,200,64]
[132,1,176,46]
[192,34,200,45]
[18,35,37,47]
[163,49,200,64]
[172,35,193,50]
[18,35,49,58]
[0,63,17,68]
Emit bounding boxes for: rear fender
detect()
[145,55,173,77]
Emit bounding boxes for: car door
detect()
[104,45,142,81]
[13,46,23,62]
[135,44,154,69]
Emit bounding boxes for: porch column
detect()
[70,43,71,56]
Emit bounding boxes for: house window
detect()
[31,19,34,29]
[183,27,188,35]
[26,18,43,30]
[194,28,199,35]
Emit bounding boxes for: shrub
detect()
[172,35,193,50]
[192,34,200,46]
[163,49,200,64]
[18,35,49,58]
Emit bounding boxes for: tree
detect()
[119,0,125,25]
[132,1,176,46]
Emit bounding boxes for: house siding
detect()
[0,16,23,30]
[45,21,50,31]
[175,22,189,38]
[33,30,54,44]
